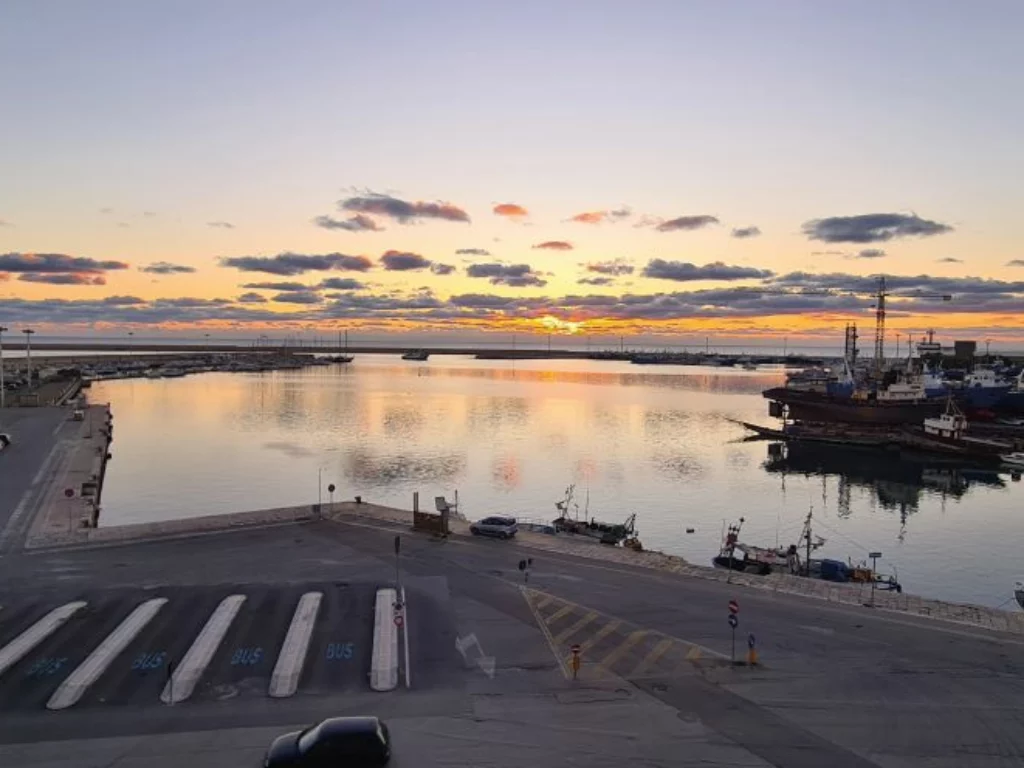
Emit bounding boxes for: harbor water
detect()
[88,356,1024,609]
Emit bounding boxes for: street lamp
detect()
[0,325,8,408]
[22,328,35,387]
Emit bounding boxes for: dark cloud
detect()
[466,262,546,287]
[313,214,382,232]
[321,292,445,317]
[380,250,432,271]
[493,203,528,218]
[0,252,129,274]
[456,248,491,256]
[731,226,761,239]
[802,213,953,243]
[855,249,887,259]
[103,295,145,305]
[236,292,268,304]
[430,263,456,275]
[154,297,231,308]
[339,192,470,223]
[140,261,196,274]
[1007,260,1024,267]
[586,259,634,276]
[768,271,1024,296]
[208,221,235,229]
[578,276,614,286]
[656,215,719,233]
[220,252,373,275]
[936,257,963,264]
[642,259,774,282]
[272,291,322,304]
[19,273,106,285]
[241,281,309,292]
[532,241,573,251]
[318,277,366,290]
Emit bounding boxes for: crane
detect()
[731,275,953,371]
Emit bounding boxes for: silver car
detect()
[470,515,518,539]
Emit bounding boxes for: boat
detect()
[764,386,945,425]
[714,514,902,592]
[401,350,429,361]
[916,329,943,357]
[551,485,639,545]
[953,368,1013,410]
[1016,581,1024,610]
[1001,452,1024,470]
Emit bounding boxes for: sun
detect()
[538,315,584,334]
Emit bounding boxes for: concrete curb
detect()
[370,588,398,692]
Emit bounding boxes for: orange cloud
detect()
[570,211,607,224]
[493,203,529,218]
[533,241,573,251]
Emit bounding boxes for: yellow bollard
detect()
[747,647,758,666]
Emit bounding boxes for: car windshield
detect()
[296,726,319,754]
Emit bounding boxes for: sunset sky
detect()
[2,1,1024,346]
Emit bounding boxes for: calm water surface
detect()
[89,356,1024,608]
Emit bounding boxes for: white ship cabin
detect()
[923,409,968,439]
[877,380,927,402]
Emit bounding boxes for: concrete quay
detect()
[326,500,1024,637]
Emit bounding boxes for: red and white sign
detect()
[570,643,581,655]
[64,488,75,498]
[728,599,739,614]
[394,613,404,628]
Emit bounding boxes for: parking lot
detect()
[0,581,448,711]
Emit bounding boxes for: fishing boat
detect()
[714,514,902,592]
[551,485,639,546]
[1001,452,1024,470]
[401,350,429,361]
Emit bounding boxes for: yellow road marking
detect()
[545,603,575,626]
[686,645,702,660]
[580,620,621,655]
[552,611,598,646]
[629,637,675,678]
[599,630,648,669]
[520,587,570,679]
[535,595,554,611]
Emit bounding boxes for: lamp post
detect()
[0,325,7,408]
[22,328,35,388]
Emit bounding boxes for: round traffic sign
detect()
[570,643,581,654]
[64,488,75,498]
[728,614,738,629]
[728,599,739,614]
[328,483,335,493]
[394,614,404,627]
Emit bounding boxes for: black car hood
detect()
[265,731,302,767]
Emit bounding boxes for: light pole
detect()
[0,325,7,408]
[869,551,882,607]
[22,328,35,387]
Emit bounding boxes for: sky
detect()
[2,0,1024,346]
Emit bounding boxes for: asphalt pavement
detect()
[0,515,1022,766]
[0,407,75,552]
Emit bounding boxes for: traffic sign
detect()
[747,633,756,649]
[328,483,335,494]
[728,599,739,614]
[869,551,882,560]
[570,643,581,655]
[394,614,404,628]
[64,488,75,498]
[728,614,738,629]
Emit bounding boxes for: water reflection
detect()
[762,441,1006,518]
[342,446,465,485]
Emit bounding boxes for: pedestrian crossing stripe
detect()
[520,586,728,682]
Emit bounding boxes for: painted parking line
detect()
[552,611,599,646]
[0,602,87,679]
[268,592,322,698]
[161,594,246,704]
[370,588,398,692]
[47,598,167,710]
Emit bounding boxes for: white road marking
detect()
[268,592,322,698]
[0,601,87,678]
[401,586,411,689]
[370,588,398,691]
[47,598,167,710]
[161,594,246,704]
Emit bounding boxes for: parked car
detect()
[265,716,391,767]
[470,515,519,539]
[0,433,10,451]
